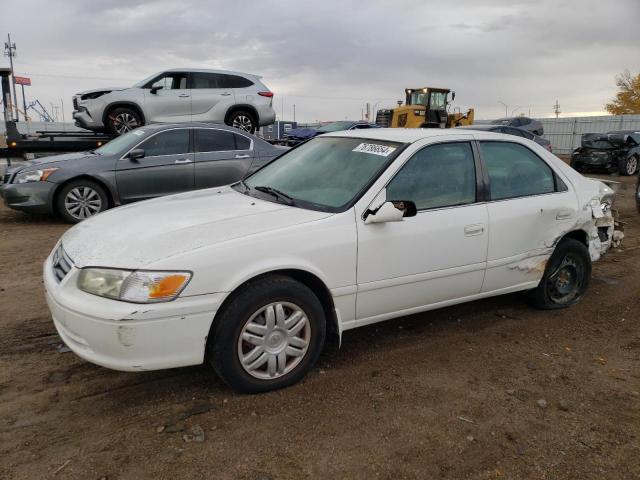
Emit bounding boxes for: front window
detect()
[139,129,190,156]
[429,92,447,110]
[240,137,403,211]
[408,90,429,106]
[94,129,149,156]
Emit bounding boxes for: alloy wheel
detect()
[232,115,253,132]
[627,156,638,175]
[237,302,311,379]
[112,112,139,134]
[64,186,103,220]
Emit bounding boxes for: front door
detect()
[143,72,191,123]
[356,141,488,322]
[116,128,195,203]
[193,128,256,188]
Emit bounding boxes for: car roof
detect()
[163,68,260,79]
[456,125,498,130]
[324,127,504,144]
[135,122,251,133]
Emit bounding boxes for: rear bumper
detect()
[43,251,224,371]
[571,154,615,168]
[0,181,55,214]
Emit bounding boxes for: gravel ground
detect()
[0,172,638,480]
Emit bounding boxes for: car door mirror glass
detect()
[128,148,145,160]
[365,201,416,224]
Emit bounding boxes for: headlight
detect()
[15,168,58,184]
[78,268,191,303]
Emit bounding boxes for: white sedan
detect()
[44,128,620,393]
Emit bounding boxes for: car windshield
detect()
[240,137,403,211]
[316,121,355,133]
[94,129,148,156]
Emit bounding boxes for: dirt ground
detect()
[0,171,639,480]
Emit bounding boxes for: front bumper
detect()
[43,251,224,371]
[73,108,104,131]
[0,181,56,214]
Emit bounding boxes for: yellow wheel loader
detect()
[375,87,474,129]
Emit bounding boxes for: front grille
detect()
[52,245,74,283]
[2,173,12,184]
[72,97,79,111]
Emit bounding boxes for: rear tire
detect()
[207,275,326,393]
[619,155,638,176]
[527,239,591,310]
[56,179,109,223]
[227,109,257,134]
[106,107,143,135]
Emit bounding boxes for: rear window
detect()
[218,74,254,88]
[190,73,254,89]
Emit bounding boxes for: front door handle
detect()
[178,94,190,98]
[464,224,485,236]
[556,209,573,220]
[234,154,251,159]
[221,92,232,96]
[174,158,193,164]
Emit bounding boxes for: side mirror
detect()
[364,201,416,224]
[128,148,145,161]
[451,91,456,101]
[150,85,163,94]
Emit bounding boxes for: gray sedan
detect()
[0,123,285,222]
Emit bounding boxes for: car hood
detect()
[6,152,95,175]
[76,87,129,95]
[62,186,332,268]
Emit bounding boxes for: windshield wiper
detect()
[253,185,294,205]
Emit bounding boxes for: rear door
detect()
[116,128,195,203]
[189,72,234,120]
[193,128,256,188]
[479,140,575,292]
[142,72,191,122]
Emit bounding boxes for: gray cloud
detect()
[1,0,638,122]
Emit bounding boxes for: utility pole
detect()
[3,33,19,121]
[293,104,296,123]
[553,100,561,119]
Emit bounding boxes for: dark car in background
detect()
[457,124,552,151]
[1,123,285,222]
[279,120,380,146]
[490,116,543,136]
[570,130,640,176]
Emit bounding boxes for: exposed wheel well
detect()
[214,269,339,341]
[103,103,145,126]
[224,105,259,125]
[53,176,114,213]
[561,229,588,247]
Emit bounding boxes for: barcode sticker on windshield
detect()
[352,143,396,157]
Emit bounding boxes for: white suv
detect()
[72,68,276,135]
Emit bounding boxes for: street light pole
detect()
[498,100,508,117]
[511,106,522,116]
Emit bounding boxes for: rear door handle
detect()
[174,158,192,164]
[234,154,251,159]
[464,224,485,236]
[178,94,190,98]
[556,209,573,220]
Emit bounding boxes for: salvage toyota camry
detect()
[44,129,622,393]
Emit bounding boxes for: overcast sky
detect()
[1,0,639,123]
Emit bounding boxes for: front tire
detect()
[619,155,638,176]
[106,107,143,135]
[207,275,326,393]
[227,109,257,134]
[528,239,591,310]
[56,180,109,223]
